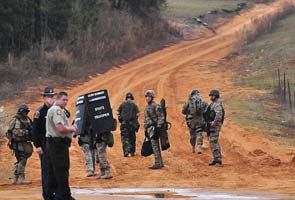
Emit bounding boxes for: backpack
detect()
[188,94,203,115]
[120,101,137,122]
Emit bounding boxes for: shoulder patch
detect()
[34,111,40,119]
[56,109,62,116]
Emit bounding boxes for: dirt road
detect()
[1,0,295,199]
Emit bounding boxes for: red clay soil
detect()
[0,0,295,199]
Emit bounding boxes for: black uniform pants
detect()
[46,138,71,200]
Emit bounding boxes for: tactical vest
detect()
[120,101,137,122]
[205,103,225,124]
[6,115,32,142]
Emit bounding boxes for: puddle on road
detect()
[72,188,281,199]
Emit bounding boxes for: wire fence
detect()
[275,68,295,110]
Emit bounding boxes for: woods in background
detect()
[0,0,178,99]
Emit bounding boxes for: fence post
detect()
[278,68,281,93]
[287,80,292,109]
[283,72,286,102]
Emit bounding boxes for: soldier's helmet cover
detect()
[125,92,134,100]
[145,90,155,98]
[191,89,200,96]
[209,89,220,98]
[18,104,30,113]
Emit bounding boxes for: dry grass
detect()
[45,47,73,77]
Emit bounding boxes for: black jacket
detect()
[32,104,49,148]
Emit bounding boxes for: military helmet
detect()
[145,90,155,98]
[125,92,134,100]
[18,104,30,113]
[191,89,200,96]
[209,89,220,98]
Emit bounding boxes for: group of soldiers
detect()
[6,86,224,200]
[182,89,224,166]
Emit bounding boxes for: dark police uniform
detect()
[32,104,50,198]
[45,103,74,200]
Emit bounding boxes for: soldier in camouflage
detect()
[182,90,208,154]
[95,132,113,179]
[206,89,225,166]
[117,92,140,157]
[144,90,165,169]
[78,131,97,177]
[6,104,33,184]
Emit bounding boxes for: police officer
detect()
[46,92,77,200]
[6,104,33,184]
[144,90,165,169]
[206,89,225,166]
[117,92,140,157]
[182,90,208,154]
[32,87,55,199]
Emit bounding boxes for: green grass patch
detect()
[224,93,295,146]
[164,0,253,19]
[229,13,295,146]
[237,13,295,91]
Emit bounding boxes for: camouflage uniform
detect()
[144,101,165,168]
[95,132,112,179]
[207,99,224,162]
[79,134,97,176]
[7,113,33,184]
[118,100,140,156]
[182,94,208,153]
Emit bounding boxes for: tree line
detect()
[0,0,166,62]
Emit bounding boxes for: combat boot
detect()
[208,160,222,166]
[12,176,18,184]
[100,169,113,179]
[96,169,106,179]
[86,171,96,177]
[197,145,203,154]
[149,165,163,170]
[192,146,196,153]
[17,175,32,184]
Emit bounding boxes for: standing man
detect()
[205,89,225,166]
[182,90,208,154]
[144,90,165,169]
[32,87,55,199]
[117,92,140,157]
[46,92,77,200]
[6,104,33,184]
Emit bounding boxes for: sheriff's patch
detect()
[56,109,62,116]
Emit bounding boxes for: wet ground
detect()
[72,188,284,200]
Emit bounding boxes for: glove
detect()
[210,121,217,128]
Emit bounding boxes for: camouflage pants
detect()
[96,142,110,170]
[81,143,97,173]
[120,123,136,154]
[189,127,203,147]
[147,126,163,167]
[14,151,28,177]
[12,142,32,178]
[209,131,222,162]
